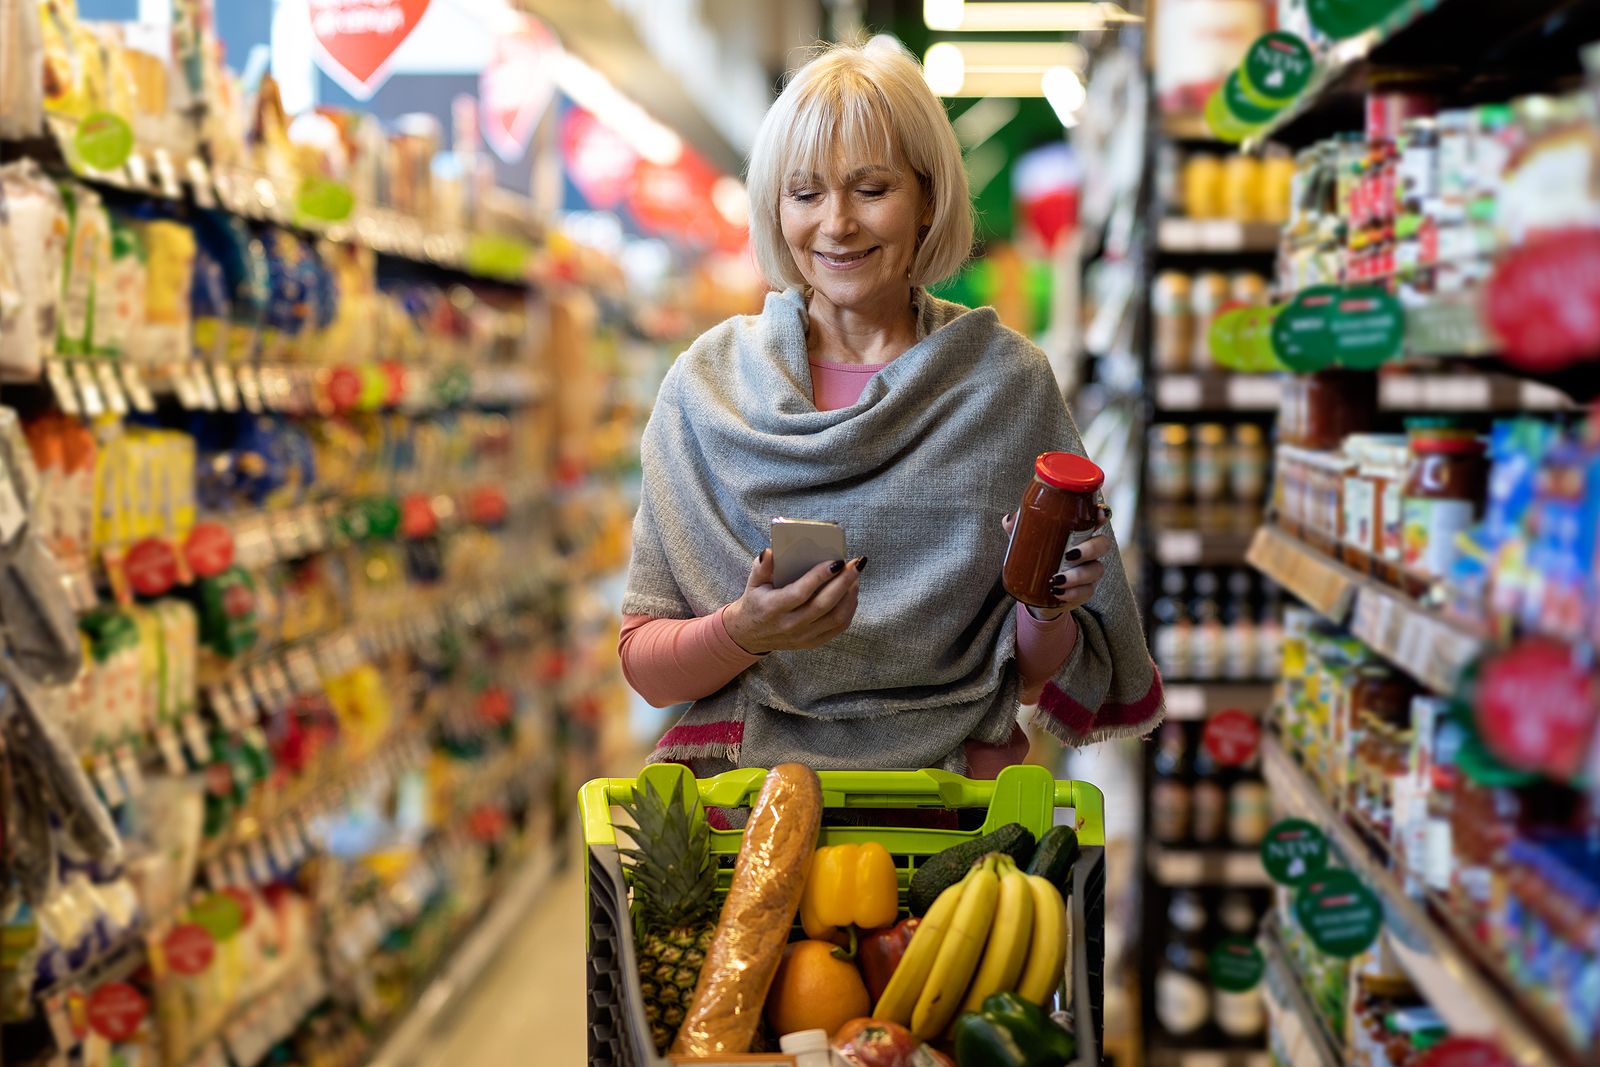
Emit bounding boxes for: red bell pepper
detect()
[860,917,920,1002]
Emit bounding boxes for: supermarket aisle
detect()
[413,856,589,1065]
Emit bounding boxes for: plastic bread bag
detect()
[0,0,46,137]
[0,656,122,868]
[0,162,69,381]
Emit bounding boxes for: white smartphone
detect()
[770,518,846,587]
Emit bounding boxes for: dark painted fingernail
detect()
[1051,576,1067,590]
[1064,548,1082,561]
[854,557,869,573]
[830,560,845,574]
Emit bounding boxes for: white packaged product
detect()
[0,162,69,381]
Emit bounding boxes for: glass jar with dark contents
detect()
[1003,452,1105,609]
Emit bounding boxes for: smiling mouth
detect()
[815,247,877,269]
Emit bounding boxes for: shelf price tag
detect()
[1208,936,1265,991]
[92,753,126,807]
[212,361,240,411]
[1261,818,1329,886]
[72,361,105,416]
[236,363,264,413]
[1293,868,1382,957]
[96,362,129,415]
[154,723,187,775]
[47,360,82,416]
[121,364,156,413]
[115,744,144,798]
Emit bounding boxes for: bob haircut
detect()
[746,38,973,293]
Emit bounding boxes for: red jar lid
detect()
[1035,452,1104,493]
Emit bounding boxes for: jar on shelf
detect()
[1400,421,1487,596]
[1154,271,1194,372]
[1182,154,1225,219]
[1222,154,1263,221]
[1192,423,1228,506]
[1189,272,1228,367]
[1150,424,1192,503]
[1231,423,1268,506]
[1261,153,1296,224]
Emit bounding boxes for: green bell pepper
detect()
[953,992,1076,1067]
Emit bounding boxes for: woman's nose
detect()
[822,192,856,237]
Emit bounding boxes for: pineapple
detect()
[616,778,720,1054]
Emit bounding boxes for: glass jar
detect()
[1189,272,1228,366]
[1222,154,1262,221]
[1400,425,1487,593]
[1193,423,1229,505]
[1003,452,1105,608]
[1231,423,1268,505]
[1365,438,1410,588]
[1183,154,1225,218]
[1150,425,1192,502]
[1153,271,1194,372]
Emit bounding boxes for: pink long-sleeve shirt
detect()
[619,359,1080,765]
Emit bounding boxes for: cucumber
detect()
[1026,824,1079,893]
[908,823,1036,915]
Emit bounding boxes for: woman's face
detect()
[779,148,930,316]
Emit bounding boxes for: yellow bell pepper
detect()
[800,842,899,940]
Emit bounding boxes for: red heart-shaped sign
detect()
[481,15,560,163]
[309,0,432,99]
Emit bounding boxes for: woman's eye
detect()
[789,190,819,203]
[858,188,886,198]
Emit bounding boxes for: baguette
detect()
[671,763,823,1056]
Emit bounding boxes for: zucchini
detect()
[908,823,1036,915]
[1025,824,1079,894]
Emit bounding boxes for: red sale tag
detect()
[124,538,181,598]
[326,365,363,413]
[1474,640,1598,781]
[184,522,236,578]
[163,923,217,976]
[1202,709,1262,767]
[400,493,438,539]
[86,982,148,1042]
[1416,1038,1518,1067]
[309,0,432,100]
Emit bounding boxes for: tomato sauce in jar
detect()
[1003,452,1105,609]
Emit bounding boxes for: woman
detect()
[619,38,1163,777]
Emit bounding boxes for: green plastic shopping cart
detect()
[581,762,1106,1066]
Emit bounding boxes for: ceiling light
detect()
[923,43,966,96]
[923,1,1142,33]
[555,52,683,166]
[1042,66,1087,125]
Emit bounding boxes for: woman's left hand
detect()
[1001,510,1113,620]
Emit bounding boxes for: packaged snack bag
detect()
[93,215,147,359]
[130,219,195,363]
[0,162,69,380]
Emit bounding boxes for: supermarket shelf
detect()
[1147,1050,1272,1067]
[1147,845,1271,887]
[1242,0,1592,152]
[1160,112,1224,142]
[365,846,560,1067]
[1261,924,1343,1067]
[1157,218,1281,254]
[1153,527,1258,566]
[1156,374,1282,412]
[1164,682,1277,720]
[1378,369,1574,412]
[1245,525,1485,693]
[1261,734,1585,1067]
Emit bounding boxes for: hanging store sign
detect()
[1202,710,1262,766]
[86,982,149,1042]
[1271,285,1340,371]
[481,15,560,163]
[1328,286,1405,369]
[1261,818,1329,886]
[1237,32,1314,110]
[1308,0,1411,41]
[1475,639,1598,782]
[1293,869,1382,957]
[627,150,720,241]
[1208,936,1265,992]
[562,107,637,210]
[309,0,433,101]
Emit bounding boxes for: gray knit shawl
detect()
[624,288,1163,773]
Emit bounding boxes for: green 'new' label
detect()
[1294,868,1383,957]
[1271,285,1341,371]
[1261,817,1329,885]
[1238,33,1314,109]
[1329,286,1406,369]
[190,891,245,942]
[1209,936,1266,992]
[1207,70,1283,143]
[75,112,135,172]
[1208,306,1250,370]
[1237,304,1284,372]
[296,176,355,222]
[1308,0,1411,40]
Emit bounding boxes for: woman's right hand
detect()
[723,549,865,655]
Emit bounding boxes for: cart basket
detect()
[582,763,1106,1067]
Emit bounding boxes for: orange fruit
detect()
[765,939,871,1038]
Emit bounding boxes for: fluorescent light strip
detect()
[554,52,683,165]
[924,0,1141,33]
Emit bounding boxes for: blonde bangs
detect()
[747,39,973,293]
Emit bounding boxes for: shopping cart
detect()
[581,763,1107,1066]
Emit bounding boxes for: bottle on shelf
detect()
[1255,586,1284,681]
[1214,891,1266,1045]
[1222,569,1259,681]
[1191,569,1225,680]
[1191,743,1228,847]
[1227,754,1269,849]
[1156,889,1214,1040]
[1153,567,1192,680]
[1151,720,1194,846]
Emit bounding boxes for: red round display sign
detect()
[184,522,236,579]
[1416,1038,1517,1067]
[1202,709,1262,767]
[400,493,438,539]
[86,982,148,1041]
[163,923,217,976]
[1485,227,1600,372]
[326,365,363,412]
[1475,640,1598,781]
[125,538,181,598]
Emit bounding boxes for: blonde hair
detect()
[746,37,973,292]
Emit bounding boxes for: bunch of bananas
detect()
[872,853,1071,1040]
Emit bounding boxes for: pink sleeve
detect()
[1015,603,1079,704]
[618,608,764,708]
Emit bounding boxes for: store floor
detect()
[410,855,588,1065]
